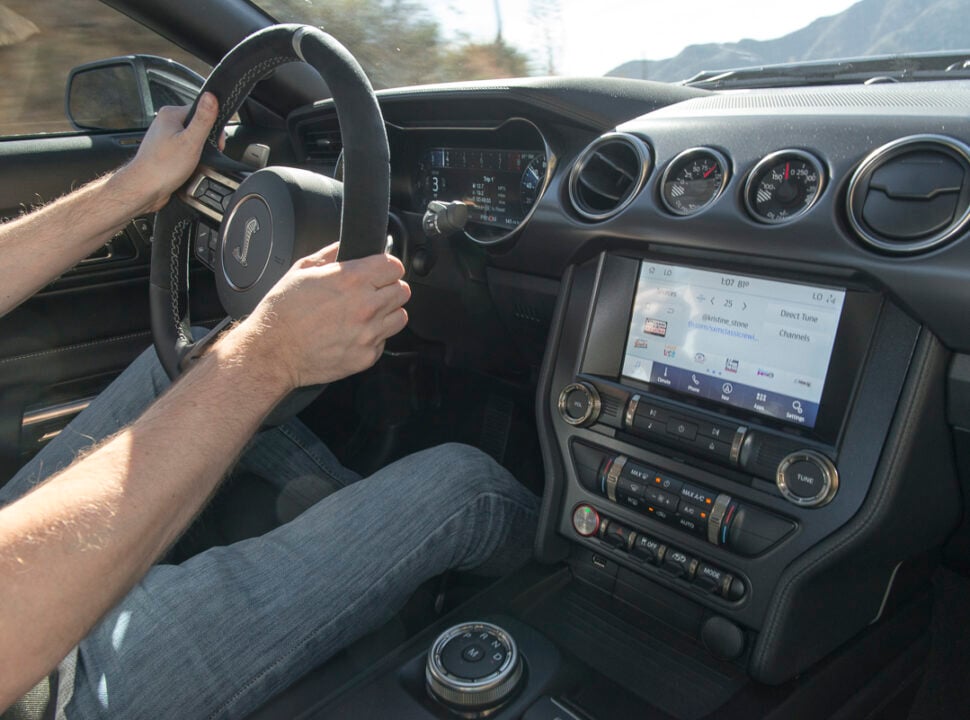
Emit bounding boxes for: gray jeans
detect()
[1,346,538,719]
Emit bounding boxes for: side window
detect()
[0,0,209,137]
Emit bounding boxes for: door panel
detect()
[0,131,221,483]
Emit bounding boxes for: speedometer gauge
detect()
[660,148,729,216]
[745,150,825,224]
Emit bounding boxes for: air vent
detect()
[847,135,970,254]
[302,128,342,163]
[568,133,651,221]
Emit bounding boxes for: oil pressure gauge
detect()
[745,149,825,224]
[660,147,729,216]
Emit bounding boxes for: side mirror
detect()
[66,55,205,131]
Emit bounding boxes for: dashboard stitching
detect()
[752,331,932,674]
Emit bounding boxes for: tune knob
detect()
[776,450,839,507]
[557,382,601,427]
[426,622,523,716]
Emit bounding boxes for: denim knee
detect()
[401,442,537,516]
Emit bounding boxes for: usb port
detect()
[592,554,608,569]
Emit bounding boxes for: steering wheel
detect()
[148,24,389,418]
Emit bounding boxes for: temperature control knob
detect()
[557,382,601,427]
[776,450,839,507]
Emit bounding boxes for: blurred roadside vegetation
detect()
[0,0,208,135]
[0,0,535,138]
[257,0,530,88]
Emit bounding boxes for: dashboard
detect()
[284,77,970,688]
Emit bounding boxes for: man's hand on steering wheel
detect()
[245,243,410,391]
[120,92,220,215]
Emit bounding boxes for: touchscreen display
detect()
[621,262,846,428]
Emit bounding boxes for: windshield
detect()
[255,0,970,88]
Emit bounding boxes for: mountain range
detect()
[607,0,970,82]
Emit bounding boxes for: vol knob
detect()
[557,382,601,427]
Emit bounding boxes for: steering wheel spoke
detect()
[177,316,234,372]
[180,157,245,225]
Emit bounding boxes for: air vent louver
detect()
[847,135,970,254]
[568,133,651,221]
[302,128,342,163]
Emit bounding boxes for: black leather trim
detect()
[533,263,575,563]
[749,329,961,683]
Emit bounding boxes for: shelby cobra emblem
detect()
[233,217,259,267]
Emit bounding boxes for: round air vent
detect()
[847,135,970,254]
[568,132,651,221]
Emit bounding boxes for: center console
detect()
[536,250,959,685]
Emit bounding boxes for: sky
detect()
[424,0,862,76]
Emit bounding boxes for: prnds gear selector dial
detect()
[426,622,523,716]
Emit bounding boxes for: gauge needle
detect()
[784,162,790,180]
[703,165,716,178]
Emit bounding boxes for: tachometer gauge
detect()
[660,147,729,216]
[745,150,825,224]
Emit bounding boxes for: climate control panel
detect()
[572,442,795,556]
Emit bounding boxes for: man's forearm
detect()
[0,320,293,708]
[0,166,156,317]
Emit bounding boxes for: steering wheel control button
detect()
[572,504,601,537]
[426,622,523,716]
[558,382,601,426]
[776,450,839,507]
